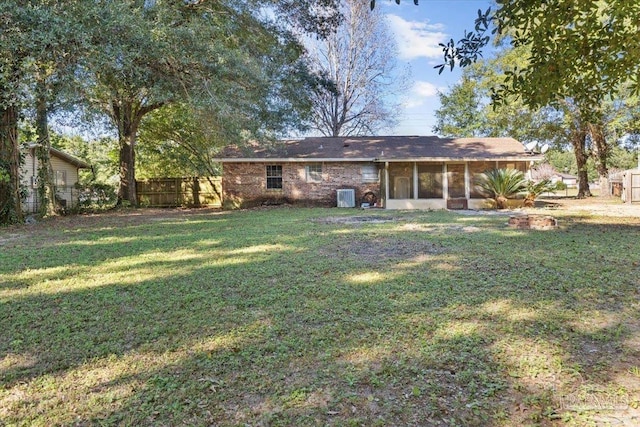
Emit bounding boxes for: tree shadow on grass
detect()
[1,209,639,425]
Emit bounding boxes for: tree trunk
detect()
[117,130,138,206]
[572,128,591,198]
[35,79,60,217]
[114,100,140,207]
[495,195,508,209]
[523,194,535,208]
[192,177,201,207]
[112,99,164,207]
[0,105,24,224]
[588,122,610,197]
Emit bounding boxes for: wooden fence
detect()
[136,177,221,207]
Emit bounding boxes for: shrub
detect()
[475,169,527,209]
[523,179,559,207]
[74,183,117,212]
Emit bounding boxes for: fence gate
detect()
[136,177,221,207]
[628,172,640,203]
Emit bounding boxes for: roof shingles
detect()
[217,136,538,162]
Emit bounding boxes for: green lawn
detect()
[1,207,639,426]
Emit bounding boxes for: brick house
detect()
[215,136,541,209]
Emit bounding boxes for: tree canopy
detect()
[437,0,640,116]
[0,0,336,223]
[434,41,640,197]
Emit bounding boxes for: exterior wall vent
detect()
[336,189,355,208]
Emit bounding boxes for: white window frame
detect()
[54,170,67,187]
[361,165,379,183]
[305,163,323,183]
[266,165,283,190]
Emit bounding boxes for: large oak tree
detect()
[85,0,335,206]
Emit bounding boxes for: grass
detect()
[1,206,639,426]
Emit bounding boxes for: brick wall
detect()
[222,162,381,208]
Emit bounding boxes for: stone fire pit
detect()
[508,215,558,230]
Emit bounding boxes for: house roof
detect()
[27,144,91,168]
[50,147,91,169]
[553,172,578,180]
[530,167,578,180]
[216,136,542,162]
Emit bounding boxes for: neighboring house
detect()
[215,136,542,210]
[21,145,91,213]
[550,172,578,187]
[531,168,578,187]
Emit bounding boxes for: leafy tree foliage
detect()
[32,2,89,217]
[137,104,224,179]
[50,132,118,186]
[436,1,640,113]
[83,1,199,206]
[433,76,485,137]
[82,0,327,206]
[434,41,640,197]
[434,47,565,144]
[398,0,639,197]
[546,145,637,183]
[1,4,27,224]
[0,0,336,223]
[0,1,93,222]
[608,145,639,172]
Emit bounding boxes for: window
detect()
[418,164,443,198]
[361,165,379,182]
[266,165,282,189]
[498,161,526,172]
[306,163,322,183]
[54,170,67,187]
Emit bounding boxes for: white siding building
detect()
[21,145,91,213]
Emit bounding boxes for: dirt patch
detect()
[0,208,227,248]
[316,215,398,225]
[319,237,445,264]
[0,234,22,246]
[536,196,640,217]
[4,207,224,228]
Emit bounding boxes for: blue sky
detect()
[379,0,492,136]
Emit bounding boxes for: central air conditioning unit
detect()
[336,189,355,208]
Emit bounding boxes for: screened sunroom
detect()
[382,160,531,210]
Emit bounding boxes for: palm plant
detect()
[475,168,527,209]
[523,179,559,207]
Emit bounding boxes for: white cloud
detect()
[385,14,448,60]
[404,81,442,108]
[414,81,439,97]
